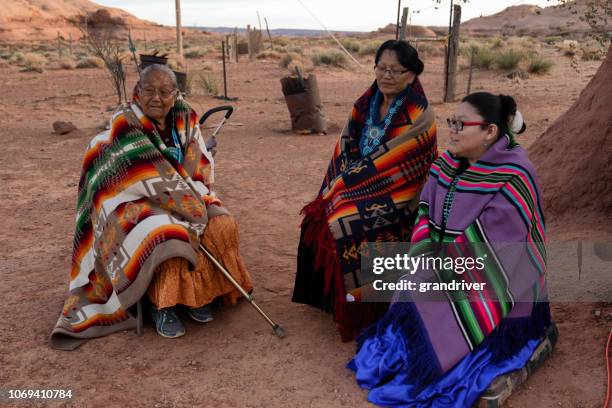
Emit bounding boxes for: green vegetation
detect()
[527,55,553,74]
[311,50,347,67]
[76,56,105,69]
[495,49,524,70]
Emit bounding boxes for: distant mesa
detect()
[376,23,437,38]
[461,1,611,37]
[0,0,173,41]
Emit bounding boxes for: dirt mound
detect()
[0,0,172,41]
[528,45,612,224]
[462,0,610,37]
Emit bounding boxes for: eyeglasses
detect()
[374,64,410,77]
[446,118,489,132]
[139,86,177,99]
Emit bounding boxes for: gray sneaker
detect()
[150,306,185,338]
[187,305,214,323]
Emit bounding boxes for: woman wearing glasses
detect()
[50,64,252,349]
[292,40,438,341]
[348,92,552,406]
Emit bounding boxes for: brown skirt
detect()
[147,214,253,309]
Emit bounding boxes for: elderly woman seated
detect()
[50,64,252,349]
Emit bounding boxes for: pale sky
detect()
[93,0,561,31]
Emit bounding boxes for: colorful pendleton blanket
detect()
[354,134,551,393]
[50,99,227,350]
[292,79,438,342]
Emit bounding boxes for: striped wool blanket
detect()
[356,134,551,390]
[50,99,226,350]
[293,79,438,341]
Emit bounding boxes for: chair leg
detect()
[136,298,143,336]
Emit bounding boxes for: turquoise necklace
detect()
[360,90,405,156]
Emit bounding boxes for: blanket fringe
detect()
[300,197,388,342]
[356,300,552,395]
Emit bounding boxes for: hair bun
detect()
[498,94,517,117]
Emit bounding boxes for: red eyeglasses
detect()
[446,118,489,132]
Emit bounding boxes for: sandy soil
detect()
[0,46,610,408]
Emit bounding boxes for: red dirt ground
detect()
[0,47,610,407]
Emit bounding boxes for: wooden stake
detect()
[57,32,63,59]
[444,0,454,99]
[233,27,238,62]
[444,4,461,102]
[466,47,474,95]
[221,41,228,99]
[264,18,273,50]
[247,24,254,61]
[175,0,184,66]
[399,7,408,41]
[396,0,401,40]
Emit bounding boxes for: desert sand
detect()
[0,1,611,407]
[0,43,610,407]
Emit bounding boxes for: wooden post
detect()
[466,47,474,95]
[247,24,254,61]
[444,4,461,102]
[257,11,262,31]
[175,0,184,66]
[264,18,273,50]
[221,41,228,99]
[395,0,401,40]
[399,7,408,41]
[57,32,63,59]
[444,0,454,100]
[233,28,238,62]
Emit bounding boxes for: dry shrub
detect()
[527,55,553,75]
[281,45,303,55]
[76,56,105,68]
[417,42,443,57]
[495,49,524,70]
[280,52,303,69]
[311,50,348,67]
[22,52,47,70]
[57,57,76,70]
[544,36,562,45]
[198,72,218,95]
[9,51,25,64]
[257,50,281,60]
[279,53,293,68]
[557,40,578,57]
[472,47,495,69]
[340,38,360,53]
[581,46,603,61]
[489,37,503,49]
[359,40,384,56]
[184,48,206,59]
[272,37,289,47]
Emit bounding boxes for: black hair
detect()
[461,92,526,138]
[374,40,424,76]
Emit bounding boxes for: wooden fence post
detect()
[233,28,238,62]
[399,7,408,41]
[444,4,461,102]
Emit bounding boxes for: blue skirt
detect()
[347,321,539,407]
